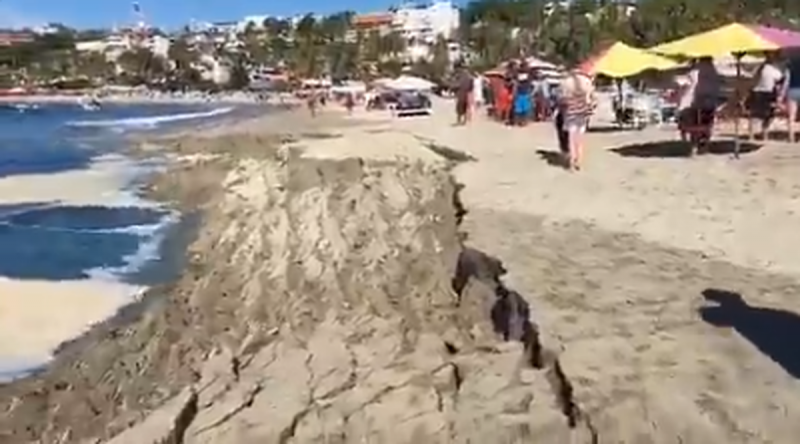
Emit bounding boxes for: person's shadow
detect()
[700,288,800,378]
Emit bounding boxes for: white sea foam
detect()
[85,210,179,282]
[67,107,234,129]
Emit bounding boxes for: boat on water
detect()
[79,97,102,111]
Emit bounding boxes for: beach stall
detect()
[578,41,682,129]
[650,22,800,157]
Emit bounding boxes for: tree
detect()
[75,51,114,80]
[291,14,324,77]
[117,47,166,83]
[227,53,251,89]
[429,36,451,82]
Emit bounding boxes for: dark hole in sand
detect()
[700,288,800,379]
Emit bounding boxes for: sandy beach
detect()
[1,98,800,442]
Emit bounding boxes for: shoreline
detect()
[0,102,261,381]
[0,92,299,106]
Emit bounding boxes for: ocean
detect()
[0,101,244,380]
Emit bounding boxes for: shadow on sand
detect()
[700,288,800,379]
[612,140,762,158]
[536,149,568,169]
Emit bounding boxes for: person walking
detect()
[512,72,533,126]
[454,66,474,125]
[558,68,595,171]
[682,57,722,155]
[747,54,784,141]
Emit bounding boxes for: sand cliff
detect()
[0,117,594,443]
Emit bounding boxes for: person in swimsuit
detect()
[558,69,595,171]
[307,90,318,117]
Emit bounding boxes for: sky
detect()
[0,0,420,30]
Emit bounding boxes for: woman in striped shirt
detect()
[558,69,596,171]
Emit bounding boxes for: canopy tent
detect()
[330,81,367,94]
[650,23,800,158]
[524,56,559,70]
[578,41,682,78]
[375,75,435,91]
[649,23,800,58]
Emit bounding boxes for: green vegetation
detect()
[1,1,798,89]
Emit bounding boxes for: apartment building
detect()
[351,12,395,35]
[391,1,459,44]
[75,29,170,62]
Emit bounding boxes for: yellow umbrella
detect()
[578,41,681,78]
[649,22,800,58]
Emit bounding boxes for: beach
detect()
[1,98,800,442]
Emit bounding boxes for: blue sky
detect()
[0,0,418,29]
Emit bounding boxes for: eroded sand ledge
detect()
[0,120,594,443]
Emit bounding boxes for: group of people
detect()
[488,62,556,125]
[452,61,597,172]
[675,52,800,154]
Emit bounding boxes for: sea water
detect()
[0,101,241,380]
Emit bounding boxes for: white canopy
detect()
[331,82,367,94]
[524,55,559,71]
[714,54,763,78]
[381,75,436,91]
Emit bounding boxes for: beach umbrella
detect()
[577,41,682,78]
[649,23,800,58]
[650,23,800,158]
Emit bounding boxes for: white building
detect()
[74,32,171,63]
[391,1,459,44]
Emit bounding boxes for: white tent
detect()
[383,75,436,91]
[714,54,763,78]
[524,55,559,71]
[331,81,367,94]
